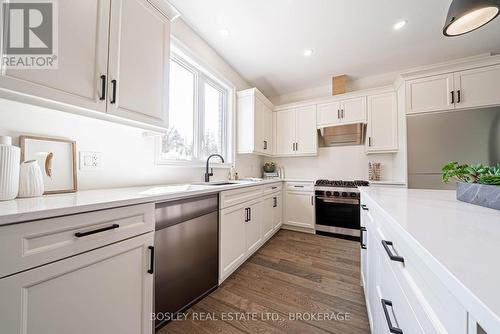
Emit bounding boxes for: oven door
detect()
[315,197,360,231]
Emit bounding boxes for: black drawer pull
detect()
[244,208,250,222]
[381,299,403,334]
[360,227,367,249]
[148,246,154,274]
[457,89,461,103]
[273,197,277,208]
[450,91,454,104]
[294,185,304,188]
[361,204,369,211]
[74,224,119,238]
[99,75,106,100]
[272,186,278,190]
[110,79,117,104]
[382,240,404,263]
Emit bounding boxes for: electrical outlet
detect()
[79,151,103,170]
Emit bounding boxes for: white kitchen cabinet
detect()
[245,201,263,254]
[406,64,500,115]
[262,196,275,240]
[317,97,366,126]
[107,0,170,127]
[454,64,500,109]
[0,0,110,113]
[366,92,398,153]
[272,193,283,230]
[275,105,317,156]
[220,203,247,279]
[237,88,274,156]
[0,232,154,334]
[406,73,455,114]
[283,182,315,231]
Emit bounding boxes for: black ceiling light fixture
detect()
[443,0,500,36]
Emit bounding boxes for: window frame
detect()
[155,43,234,167]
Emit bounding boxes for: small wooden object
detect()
[332,75,347,95]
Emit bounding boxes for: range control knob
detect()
[325,191,332,196]
[341,192,348,197]
[333,191,340,197]
[350,193,357,198]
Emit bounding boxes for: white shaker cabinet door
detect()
[341,97,367,124]
[0,0,110,113]
[0,233,154,334]
[367,92,398,152]
[285,191,315,229]
[454,65,500,109]
[275,109,296,155]
[107,0,170,128]
[262,196,275,240]
[245,201,263,254]
[273,193,283,230]
[295,105,317,155]
[317,101,341,126]
[220,204,246,279]
[406,73,455,114]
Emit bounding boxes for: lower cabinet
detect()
[219,184,283,283]
[0,232,154,334]
[284,188,315,231]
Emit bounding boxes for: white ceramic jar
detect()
[0,136,20,201]
[18,160,44,198]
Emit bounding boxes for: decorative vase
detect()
[456,182,500,211]
[0,136,20,201]
[18,160,44,198]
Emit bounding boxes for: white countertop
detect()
[359,187,500,330]
[0,179,286,226]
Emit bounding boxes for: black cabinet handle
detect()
[381,299,403,334]
[338,109,340,119]
[341,109,344,118]
[360,227,367,249]
[249,207,252,221]
[99,75,106,100]
[457,90,461,103]
[382,240,404,263]
[368,137,372,147]
[264,140,267,150]
[361,204,369,211]
[273,197,277,208]
[272,186,278,190]
[74,224,119,238]
[110,79,117,104]
[294,185,304,188]
[295,142,298,151]
[311,196,314,206]
[450,91,454,104]
[148,246,154,274]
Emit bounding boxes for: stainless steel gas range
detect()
[315,180,369,239]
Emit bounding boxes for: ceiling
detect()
[169,0,500,98]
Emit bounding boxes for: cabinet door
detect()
[360,209,369,289]
[220,205,246,278]
[273,194,283,230]
[108,0,170,127]
[263,104,274,155]
[0,233,154,334]
[253,98,266,154]
[341,97,367,123]
[284,191,315,229]
[367,92,398,152]
[275,109,296,155]
[406,73,455,114]
[262,197,275,240]
[245,202,263,254]
[454,65,500,109]
[317,101,341,126]
[0,0,110,113]
[295,105,318,155]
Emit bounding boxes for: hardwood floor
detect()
[159,230,370,334]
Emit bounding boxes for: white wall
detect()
[0,18,263,190]
[265,147,396,181]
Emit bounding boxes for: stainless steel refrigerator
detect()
[407,107,500,190]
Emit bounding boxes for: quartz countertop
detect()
[0,179,285,226]
[359,187,500,331]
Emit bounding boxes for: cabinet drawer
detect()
[0,204,154,278]
[371,204,467,334]
[285,181,314,192]
[263,182,282,195]
[220,186,263,209]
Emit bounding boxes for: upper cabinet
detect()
[366,92,398,153]
[107,0,171,127]
[406,64,500,115]
[275,105,317,156]
[317,97,366,127]
[0,0,178,129]
[237,88,274,156]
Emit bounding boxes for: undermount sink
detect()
[139,184,208,195]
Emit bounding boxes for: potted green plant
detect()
[263,162,277,173]
[442,162,500,210]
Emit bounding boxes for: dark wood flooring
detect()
[158,229,370,334]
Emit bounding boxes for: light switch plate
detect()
[79,151,103,170]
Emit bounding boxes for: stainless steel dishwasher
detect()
[154,194,219,330]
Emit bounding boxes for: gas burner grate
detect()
[315,179,369,187]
